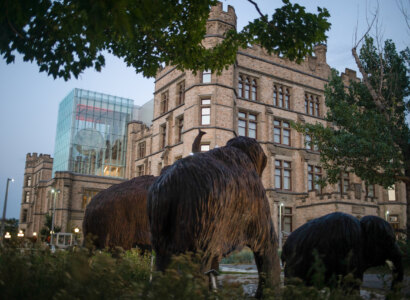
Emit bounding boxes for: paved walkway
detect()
[219,264,410,299]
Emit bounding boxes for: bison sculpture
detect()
[281,212,403,290]
[148,136,281,298]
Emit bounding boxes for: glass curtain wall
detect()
[52,89,134,178]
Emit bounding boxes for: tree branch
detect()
[395,175,410,184]
[247,0,268,21]
[352,7,389,120]
[5,2,25,39]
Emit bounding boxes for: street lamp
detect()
[17,230,24,237]
[385,210,390,221]
[50,188,60,251]
[0,178,14,243]
[278,202,284,250]
[4,232,11,239]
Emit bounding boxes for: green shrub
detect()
[220,248,255,265]
[0,242,405,299]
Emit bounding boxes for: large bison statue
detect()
[281,212,403,290]
[148,136,281,298]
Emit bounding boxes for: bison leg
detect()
[155,253,171,272]
[252,249,281,299]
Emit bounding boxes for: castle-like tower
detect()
[126,2,406,236]
[20,153,53,236]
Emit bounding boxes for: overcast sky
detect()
[0,0,408,220]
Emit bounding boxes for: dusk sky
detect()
[0,0,408,220]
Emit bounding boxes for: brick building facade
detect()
[125,3,406,239]
[20,152,124,237]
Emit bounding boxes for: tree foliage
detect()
[0,0,330,79]
[296,37,410,189]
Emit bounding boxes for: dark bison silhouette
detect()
[83,129,206,251]
[148,136,281,298]
[83,175,155,251]
[281,212,403,290]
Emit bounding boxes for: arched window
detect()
[285,89,290,109]
[251,80,257,101]
[305,93,321,117]
[245,77,250,99]
[279,87,283,107]
[274,84,291,109]
[305,94,309,114]
[238,76,244,97]
[273,85,278,106]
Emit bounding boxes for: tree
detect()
[40,213,61,241]
[297,36,410,234]
[3,218,18,235]
[1,0,330,79]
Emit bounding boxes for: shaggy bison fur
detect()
[281,212,403,290]
[148,136,281,298]
[83,175,155,251]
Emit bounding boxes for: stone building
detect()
[20,3,406,241]
[125,2,407,240]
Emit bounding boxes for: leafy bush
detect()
[220,248,255,265]
[0,242,406,299]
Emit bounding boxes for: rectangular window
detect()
[305,93,320,116]
[388,185,396,201]
[366,184,375,198]
[389,215,399,230]
[82,189,99,209]
[305,134,318,151]
[273,84,290,109]
[238,111,257,138]
[22,209,28,223]
[283,207,293,233]
[137,164,145,177]
[308,165,322,193]
[177,116,184,142]
[201,98,211,125]
[202,70,211,83]
[26,176,32,187]
[200,143,210,152]
[238,74,258,100]
[25,191,30,203]
[338,172,350,194]
[275,160,291,190]
[177,80,185,105]
[160,124,167,149]
[138,142,146,159]
[160,91,169,114]
[273,120,291,146]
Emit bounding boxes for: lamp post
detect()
[0,178,14,244]
[73,227,80,246]
[50,188,60,251]
[278,202,284,250]
[385,210,390,221]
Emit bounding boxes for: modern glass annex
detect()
[52,88,134,178]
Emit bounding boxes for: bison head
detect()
[226,136,267,176]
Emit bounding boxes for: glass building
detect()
[52,88,134,178]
